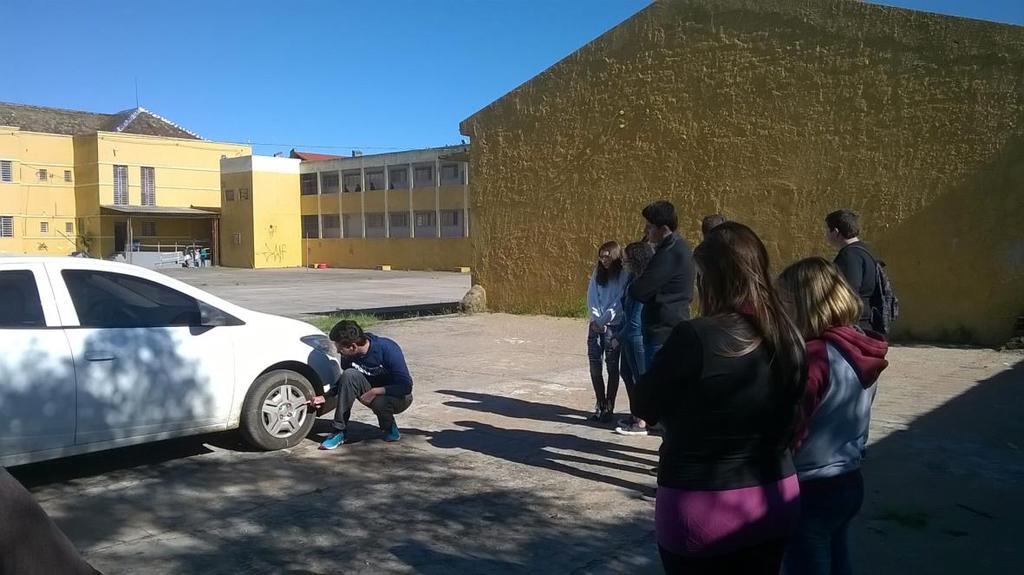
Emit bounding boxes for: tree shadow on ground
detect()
[10,430,660,574]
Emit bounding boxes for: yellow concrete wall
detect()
[306,238,471,270]
[388,189,412,214]
[364,190,386,212]
[411,189,435,211]
[251,170,301,269]
[438,186,466,210]
[94,132,248,208]
[461,0,1024,345]
[0,130,78,255]
[72,136,101,253]
[220,171,255,268]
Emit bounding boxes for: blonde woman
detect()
[777,257,889,575]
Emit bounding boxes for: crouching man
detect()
[313,320,413,449]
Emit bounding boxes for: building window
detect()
[441,210,460,226]
[388,166,408,190]
[224,189,235,201]
[64,170,73,183]
[342,213,362,238]
[0,216,12,237]
[414,211,437,238]
[66,222,74,234]
[342,172,361,193]
[366,170,384,191]
[240,188,250,201]
[300,173,318,195]
[440,163,462,185]
[321,172,339,194]
[113,165,128,205]
[322,214,341,238]
[365,213,385,238]
[390,213,409,229]
[441,209,464,238]
[142,221,157,236]
[40,221,49,234]
[141,166,156,206]
[0,161,11,183]
[415,211,436,227]
[37,169,48,182]
[301,215,319,239]
[414,165,434,187]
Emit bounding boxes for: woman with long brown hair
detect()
[586,241,627,423]
[633,222,807,574]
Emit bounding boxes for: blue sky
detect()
[3,1,1021,156]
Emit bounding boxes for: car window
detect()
[62,270,202,328]
[0,270,46,328]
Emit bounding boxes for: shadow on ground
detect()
[853,359,1024,573]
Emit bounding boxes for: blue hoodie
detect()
[340,333,413,397]
[587,268,628,328]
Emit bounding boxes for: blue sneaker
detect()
[319,431,346,450]
[383,423,400,442]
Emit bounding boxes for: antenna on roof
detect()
[134,77,140,109]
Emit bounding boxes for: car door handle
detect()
[85,353,116,362]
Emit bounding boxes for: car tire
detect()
[240,369,317,450]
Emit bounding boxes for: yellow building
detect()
[0,102,250,262]
[293,146,472,270]
[219,155,303,269]
[461,0,1024,345]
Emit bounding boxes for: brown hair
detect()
[594,241,623,286]
[623,241,654,276]
[693,222,807,435]
[777,257,863,339]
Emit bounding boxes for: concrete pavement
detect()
[159,266,472,317]
[9,314,1024,574]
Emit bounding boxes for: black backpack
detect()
[852,245,899,335]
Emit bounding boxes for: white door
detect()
[53,267,237,444]
[0,264,76,458]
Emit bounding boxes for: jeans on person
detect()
[331,368,413,432]
[587,328,620,410]
[782,471,864,575]
[619,336,646,417]
[643,337,663,374]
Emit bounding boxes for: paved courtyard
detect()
[160,267,472,317]
[9,314,1024,574]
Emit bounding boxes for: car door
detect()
[53,266,237,444]
[0,263,76,459]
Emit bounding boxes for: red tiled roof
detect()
[289,149,345,161]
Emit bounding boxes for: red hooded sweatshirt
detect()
[793,326,889,482]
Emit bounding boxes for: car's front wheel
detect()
[240,370,317,450]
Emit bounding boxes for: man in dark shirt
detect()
[826,209,878,332]
[313,320,414,449]
[629,200,696,372]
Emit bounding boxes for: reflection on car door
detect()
[0,264,76,459]
[54,268,236,444]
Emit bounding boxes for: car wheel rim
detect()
[260,381,309,438]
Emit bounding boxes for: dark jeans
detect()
[660,538,788,575]
[783,471,864,575]
[619,336,645,417]
[587,328,620,409]
[331,368,413,432]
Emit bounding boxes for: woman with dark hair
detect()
[612,241,654,436]
[586,240,627,423]
[633,222,808,574]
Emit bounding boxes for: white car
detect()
[0,257,341,467]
